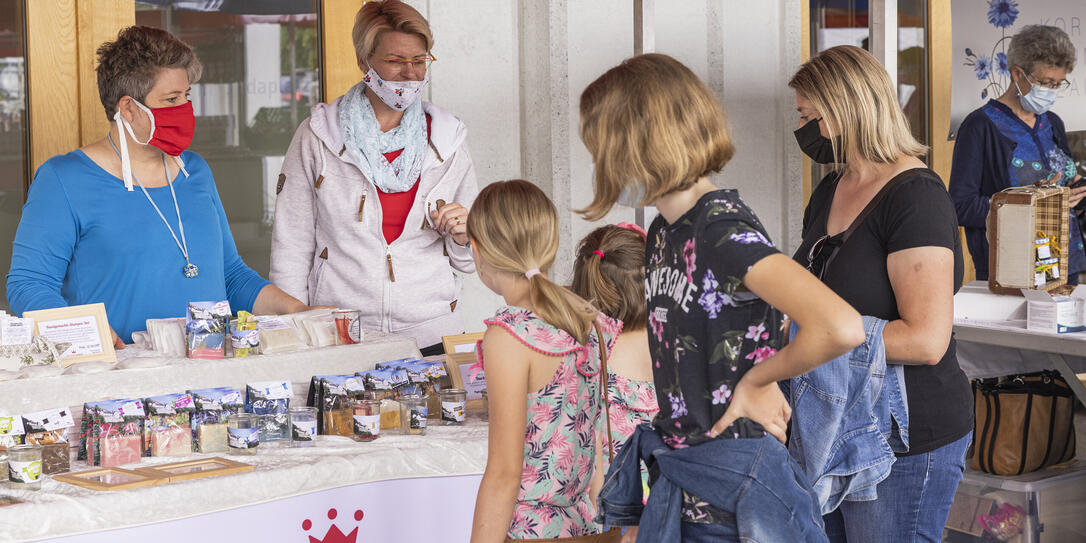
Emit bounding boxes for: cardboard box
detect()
[1023,285,1086,333]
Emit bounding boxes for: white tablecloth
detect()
[0,420,488,542]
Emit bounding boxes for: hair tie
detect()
[593,250,605,259]
[525,268,541,279]
[616,222,647,239]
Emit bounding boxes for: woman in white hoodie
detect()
[271,0,477,355]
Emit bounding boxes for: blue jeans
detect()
[823,431,972,543]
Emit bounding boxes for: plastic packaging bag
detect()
[189,387,244,453]
[358,368,409,401]
[317,375,366,436]
[84,399,145,467]
[22,407,74,474]
[186,301,231,359]
[255,316,307,355]
[246,381,292,441]
[143,393,195,457]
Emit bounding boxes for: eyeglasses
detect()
[376,53,437,72]
[1024,72,1072,92]
[806,234,832,280]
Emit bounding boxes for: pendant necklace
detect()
[108,133,198,278]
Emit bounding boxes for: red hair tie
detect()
[593,250,605,259]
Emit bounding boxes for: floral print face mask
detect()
[362,66,429,111]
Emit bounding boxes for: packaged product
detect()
[376,358,448,418]
[143,393,195,457]
[22,407,75,474]
[290,309,338,347]
[246,381,292,441]
[358,368,409,400]
[315,375,366,436]
[82,399,145,467]
[145,317,187,357]
[230,311,260,358]
[0,414,26,452]
[186,301,231,359]
[255,316,307,354]
[189,387,245,453]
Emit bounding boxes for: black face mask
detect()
[793,117,841,164]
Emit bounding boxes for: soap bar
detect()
[323,408,354,437]
[41,442,70,474]
[196,423,228,453]
[99,434,142,467]
[150,426,192,457]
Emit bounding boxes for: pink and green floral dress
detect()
[479,306,621,540]
[603,372,658,497]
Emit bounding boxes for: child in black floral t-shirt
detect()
[579,53,864,539]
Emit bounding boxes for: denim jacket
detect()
[784,316,909,515]
[597,424,828,543]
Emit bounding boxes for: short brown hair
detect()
[352,0,434,66]
[96,26,202,119]
[578,53,735,221]
[789,46,926,164]
[571,226,647,331]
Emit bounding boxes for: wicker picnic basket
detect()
[987,184,1072,295]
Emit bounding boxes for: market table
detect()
[953,281,1086,406]
[0,420,488,542]
[0,333,493,542]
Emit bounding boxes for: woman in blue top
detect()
[6,26,309,345]
[950,25,1086,282]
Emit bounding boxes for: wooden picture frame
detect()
[54,467,164,491]
[441,332,484,357]
[132,457,253,483]
[445,352,486,410]
[23,303,116,366]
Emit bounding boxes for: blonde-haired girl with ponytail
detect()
[468,180,621,542]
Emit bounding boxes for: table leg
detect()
[1046,353,1086,409]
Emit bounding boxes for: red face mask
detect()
[141,100,195,156]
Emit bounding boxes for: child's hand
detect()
[707,377,790,444]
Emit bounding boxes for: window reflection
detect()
[0,0,27,310]
[137,1,321,276]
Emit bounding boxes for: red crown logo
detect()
[302,508,364,543]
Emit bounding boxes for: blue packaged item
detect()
[186,300,231,359]
[246,381,292,442]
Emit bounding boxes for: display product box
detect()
[1023,286,1086,333]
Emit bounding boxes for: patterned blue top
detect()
[982,100,1084,275]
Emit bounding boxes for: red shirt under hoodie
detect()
[375,114,431,244]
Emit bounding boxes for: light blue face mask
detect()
[1015,73,1059,115]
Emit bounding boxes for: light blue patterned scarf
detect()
[338,81,426,193]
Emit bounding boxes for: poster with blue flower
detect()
[949,0,1086,139]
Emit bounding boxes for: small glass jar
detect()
[400,393,428,435]
[227,413,260,455]
[333,309,362,345]
[351,399,382,442]
[289,407,318,447]
[440,389,467,425]
[8,444,43,490]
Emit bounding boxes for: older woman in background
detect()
[271,0,477,356]
[950,25,1085,282]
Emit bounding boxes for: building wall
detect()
[399,0,804,333]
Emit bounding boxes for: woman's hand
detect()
[708,376,791,444]
[109,326,125,350]
[1069,176,1085,208]
[432,202,469,246]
